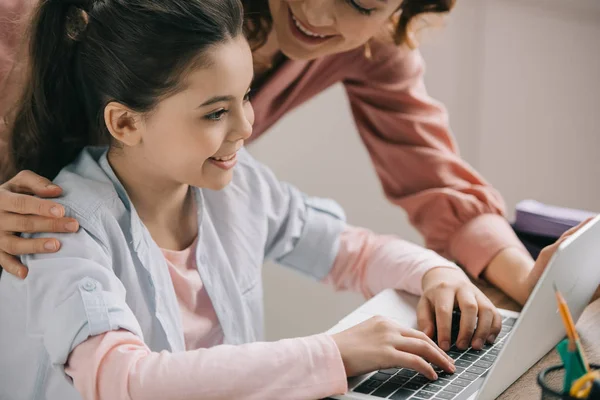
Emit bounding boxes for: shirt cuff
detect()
[45,277,143,369]
[278,201,346,281]
[318,334,349,395]
[449,214,529,278]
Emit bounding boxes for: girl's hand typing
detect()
[331,316,455,379]
[418,267,502,352]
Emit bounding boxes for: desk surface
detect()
[475,280,600,399]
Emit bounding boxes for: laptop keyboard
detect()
[351,313,516,400]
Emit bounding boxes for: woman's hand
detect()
[417,267,502,352]
[520,219,594,302]
[0,171,78,279]
[331,316,455,379]
[485,219,596,306]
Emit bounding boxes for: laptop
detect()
[326,215,600,400]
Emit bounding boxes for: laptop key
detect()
[481,354,496,363]
[389,375,410,385]
[466,348,486,356]
[453,367,465,374]
[423,384,444,392]
[451,379,471,387]
[412,375,431,385]
[353,379,382,394]
[454,360,471,368]
[488,349,500,356]
[444,385,463,394]
[434,377,453,386]
[371,382,403,398]
[435,391,456,399]
[397,369,418,378]
[371,372,392,381]
[413,390,436,399]
[379,368,400,375]
[390,389,416,400]
[459,372,478,381]
[459,354,479,362]
[474,360,492,369]
[404,382,424,390]
[503,317,517,326]
[438,371,457,379]
[449,345,464,353]
[447,351,462,360]
[467,366,486,375]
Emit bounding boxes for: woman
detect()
[0,0,538,305]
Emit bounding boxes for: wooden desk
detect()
[475,280,600,399]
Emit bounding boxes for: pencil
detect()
[553,283,591,372]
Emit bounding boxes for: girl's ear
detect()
[104,102,143,146]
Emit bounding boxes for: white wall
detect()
[248,0,600,341]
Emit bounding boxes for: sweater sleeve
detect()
[324,225,461,298]
[342,41,527,277]
[66,329,348,400]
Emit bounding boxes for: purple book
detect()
[514,200,597,238]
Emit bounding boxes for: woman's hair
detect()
[9,0,244,180]
[243,0,455,51]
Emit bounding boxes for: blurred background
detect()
[248,0,600,341]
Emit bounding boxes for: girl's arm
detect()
[66,329,347,400]
[324,225,461,298]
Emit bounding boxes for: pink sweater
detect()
[65,226,459,400]
[0,0,526,278]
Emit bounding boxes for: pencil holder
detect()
[537,364,600,400]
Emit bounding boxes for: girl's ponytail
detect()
[10,0,100,179]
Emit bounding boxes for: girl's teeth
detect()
[213,154,235,161]
[292,15,326,38]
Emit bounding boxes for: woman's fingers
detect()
[0,212,79,234]
[560,217,594,238]
[5,170,63,197]
[0,190,65,218]
[0,251,28,279]
[0,235,62,256]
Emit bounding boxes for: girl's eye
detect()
[243,90,252,102]
[346,0,374,16]
[205,109,228,121]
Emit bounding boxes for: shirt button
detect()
[82,280,97,291]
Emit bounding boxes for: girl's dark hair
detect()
[243,0,455,51]
[9,0,244,180]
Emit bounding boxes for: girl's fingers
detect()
[455,289,478,350]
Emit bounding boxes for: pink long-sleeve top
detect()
[0,0,526,278]
[64,226,460,400]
